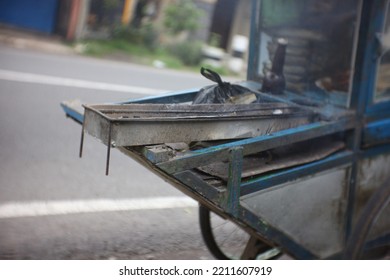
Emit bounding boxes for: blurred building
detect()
[0,0,250,46]
[0,0,90,40]
[115,0,251,53]
[0,0,251,70]
[0,0,60,34]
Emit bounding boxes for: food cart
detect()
[61,0,390,259]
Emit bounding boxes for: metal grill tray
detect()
[82,103,316,147]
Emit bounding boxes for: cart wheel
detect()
[199,205,281,260]
[344,180,390,259]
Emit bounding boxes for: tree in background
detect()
[163,0,204,66]
[130,0,161,28]
[163,0,203,35]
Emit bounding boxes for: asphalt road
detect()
[0,46,221,259]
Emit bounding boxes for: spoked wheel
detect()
[199,205,282,260]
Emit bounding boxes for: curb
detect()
[0,31,74,55]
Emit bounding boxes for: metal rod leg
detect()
[106,123,112,176]
[241,236,261,260]
[79,121,85,158]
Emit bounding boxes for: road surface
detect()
[0,46,222,259]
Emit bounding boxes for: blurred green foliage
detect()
[78,0,234,74]
[168,40,203,66]
[112,23,159,50]
[163,0,203,35]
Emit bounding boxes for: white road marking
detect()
[0,197,198,219]
[0,69,168,95]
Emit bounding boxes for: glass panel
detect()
[257,0,360,107]
[375,0,390,102]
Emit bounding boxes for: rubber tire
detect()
[199,205,230,260]
[344,180,390,259]
[199,205,279,260]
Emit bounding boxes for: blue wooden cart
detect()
[61,0,390,259]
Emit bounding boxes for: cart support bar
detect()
[79,116,113,176]
[225,147,243,217]
[158,118,355,174]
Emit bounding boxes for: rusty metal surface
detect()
[84,103,314,121]
[197,140,345,181]
[82,103,316,147]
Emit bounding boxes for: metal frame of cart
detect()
[61,0,390,259]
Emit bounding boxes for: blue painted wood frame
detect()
[247,0,261,81]
[362,118,390,146]
[360,0,390,115]
[157,118,355,175]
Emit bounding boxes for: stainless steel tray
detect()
[82,103,316,147]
